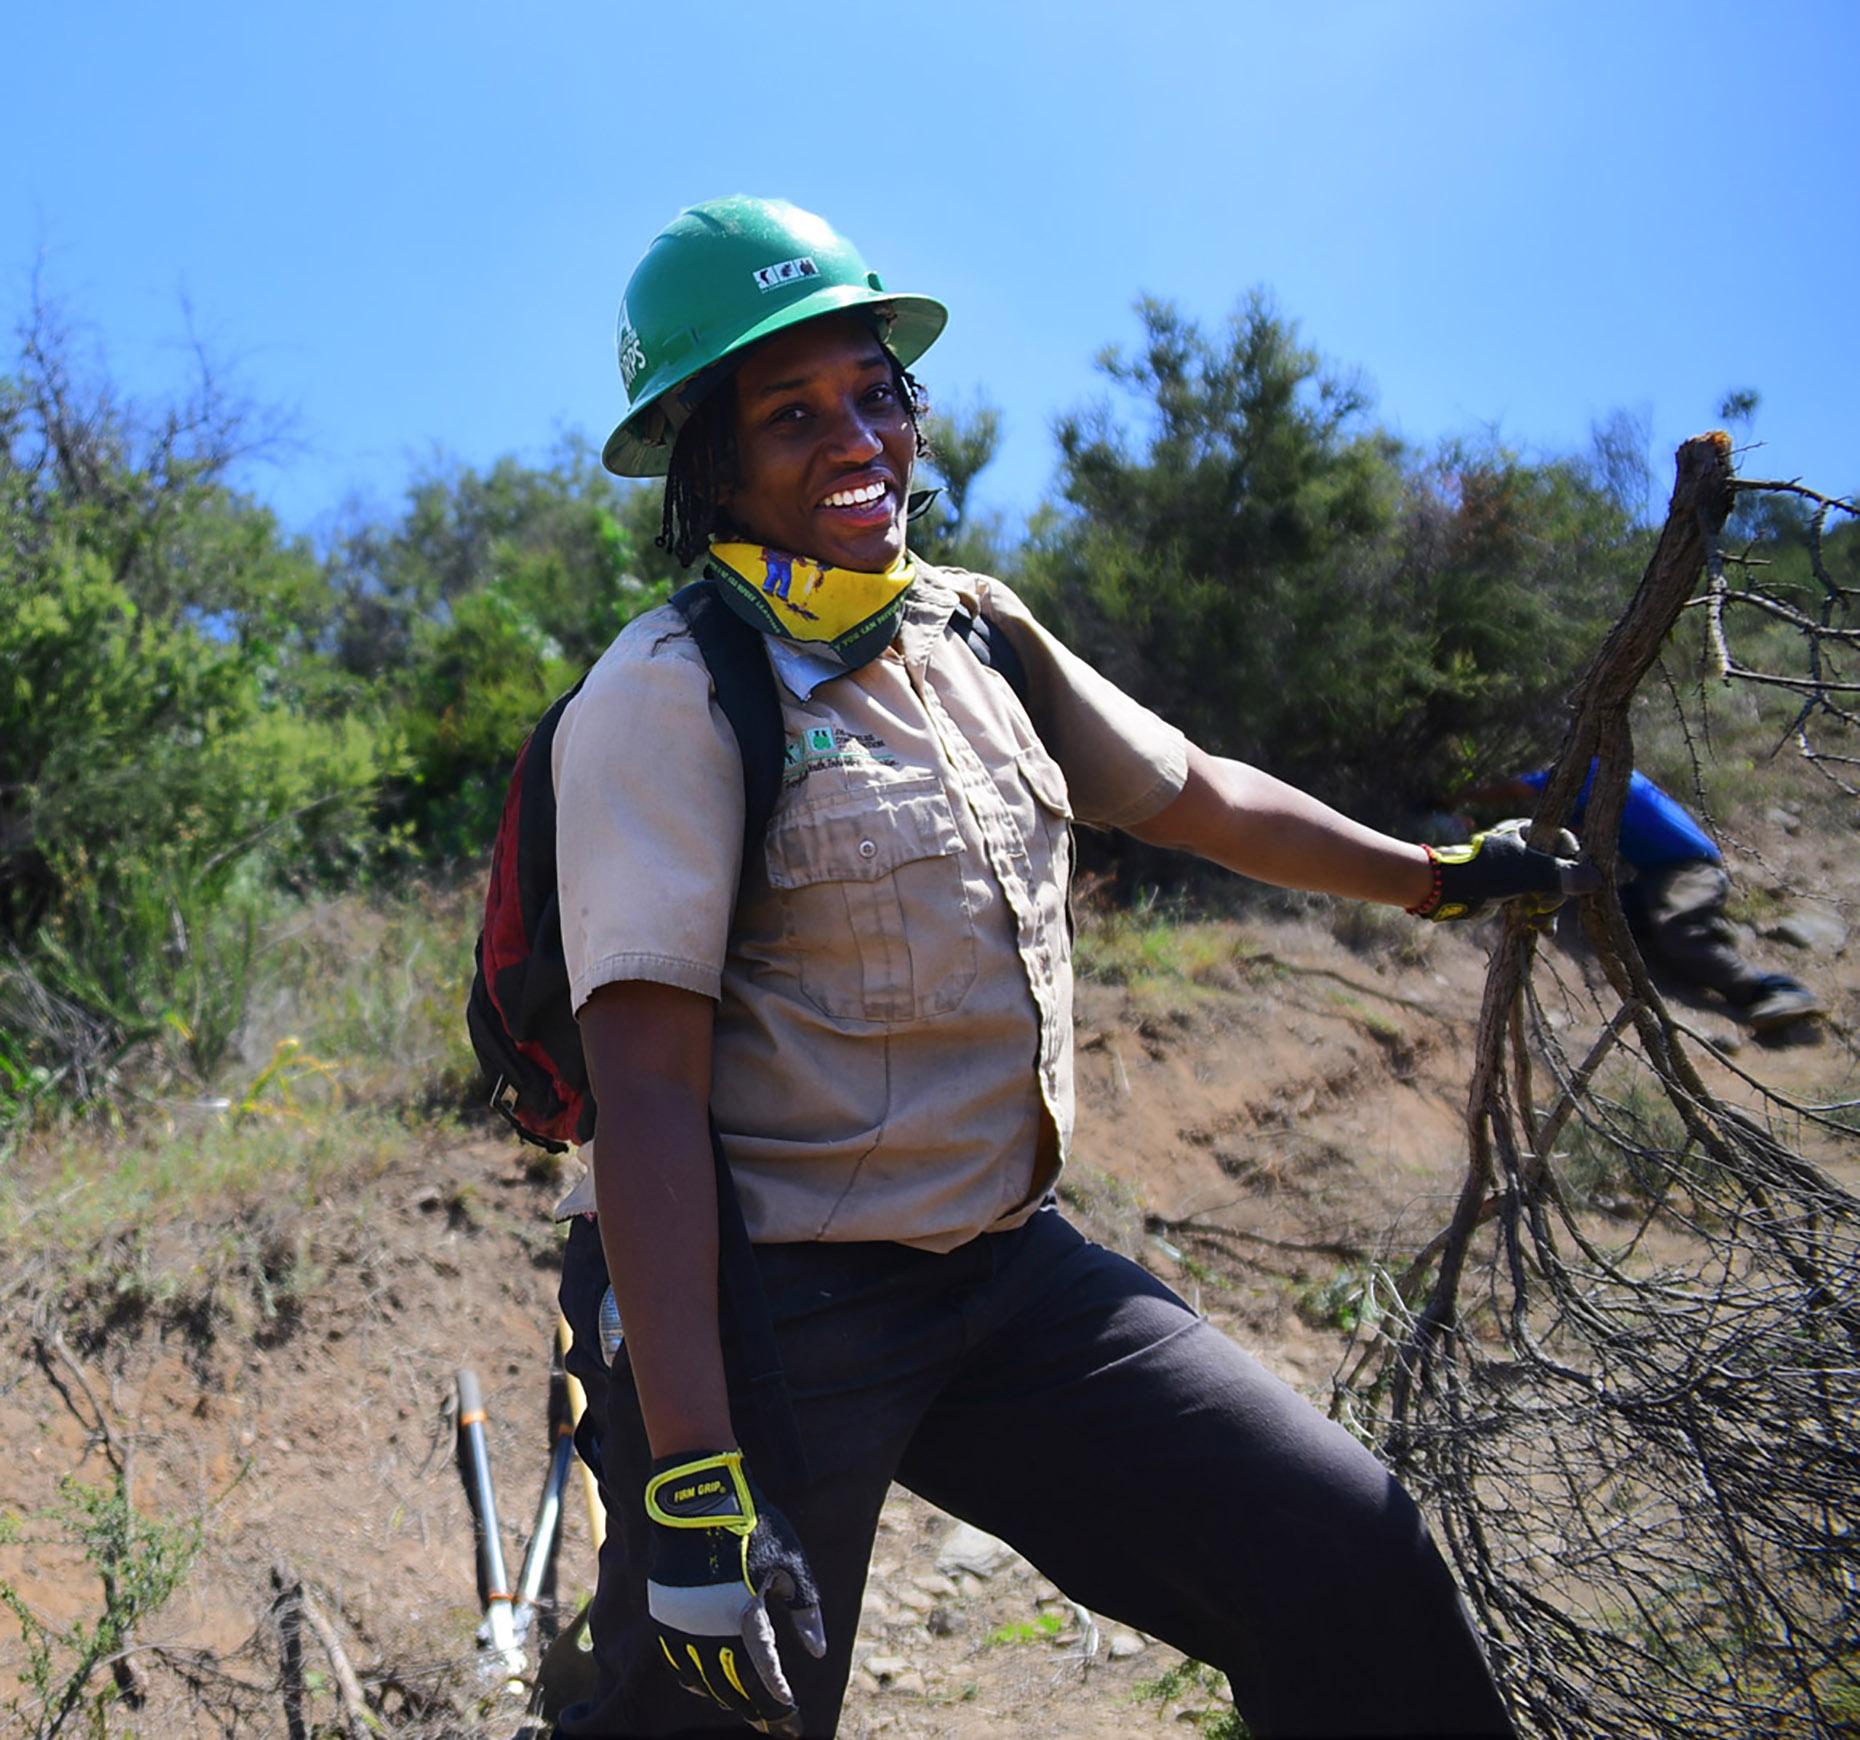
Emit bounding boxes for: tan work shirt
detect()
[552,563,1187,1252]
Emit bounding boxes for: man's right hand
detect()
[645,1448,827,1737]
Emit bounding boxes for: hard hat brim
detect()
[600,287,947,478]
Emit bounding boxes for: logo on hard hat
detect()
[617,308,647,394]
[752,256,820,293]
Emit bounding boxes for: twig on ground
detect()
[270,1563,380,1740]
[299,1583,376,1740]
[271,1565,310,1740]
[1145,1209,1368,1265]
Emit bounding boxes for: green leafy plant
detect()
[985,1609,1066,1646]
[1020,295,1644,833]
[0,1027,51,1136]
[229,1036,343,1127]
[0,1472,199,1739]
[1130,1656,1249,1737]
[1296,1263,1387,1336]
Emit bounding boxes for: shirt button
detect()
[858,839,877,859]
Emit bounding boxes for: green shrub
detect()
[1,338,393,1097]
[1555,1075,1693,1213]
[1130,1656,1249,1737]
[0,1472,199,1740]
[1019,296,1646,832]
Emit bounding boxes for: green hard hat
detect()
[600,195,948,478]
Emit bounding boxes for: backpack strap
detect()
[951,599,1076,951]
[948,604,1030,706]
[671,580,784,872]
[667,579,807,1489]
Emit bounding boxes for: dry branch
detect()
[271,1563,376,1740]
[298,1583,375,1740]
[1345,435,1860,1739]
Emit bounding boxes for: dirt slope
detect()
[3,862,1853,1737]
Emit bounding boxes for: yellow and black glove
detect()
[1409,818,1597,925]
[644,1449,826,1737]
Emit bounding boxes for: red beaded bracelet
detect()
[1404,844,1443,917]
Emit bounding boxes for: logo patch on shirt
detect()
[783,727,899,785]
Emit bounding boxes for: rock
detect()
[1765,806,1802,834]
[893,1584,936,1614]
[1767,911,1847,955]
[937,1520,1015,1578]
[862,1655,911,1685]
[926,1606,958,1637]
[888,1670,927,1697]
[1110,1630,1148,1659]
[910,1571,957,1599]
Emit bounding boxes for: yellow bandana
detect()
[705,541,915,670]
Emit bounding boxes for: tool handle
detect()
[457,1368,513,1606]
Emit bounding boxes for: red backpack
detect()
[465,580,781,1152]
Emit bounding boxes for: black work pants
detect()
[1622,859,1766,1005]
[557,1207,1514,1739]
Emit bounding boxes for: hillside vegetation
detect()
[3,292,1857,1737]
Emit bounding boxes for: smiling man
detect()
[542,196,1566,1738]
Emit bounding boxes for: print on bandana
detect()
[762,550,809,613]
[782,726,899,787]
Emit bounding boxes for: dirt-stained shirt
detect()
[551,563,1187,1252]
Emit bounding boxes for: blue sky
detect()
[9,1,1856,542]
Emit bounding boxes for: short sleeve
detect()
[971,576,1188,830]
[551,610,745,1013]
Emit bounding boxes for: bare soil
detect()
[4,827,1855,1738]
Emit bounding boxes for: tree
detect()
[915,396,1014,576]
[323,438,659,681]
[1022,293,1402,794]
[1372,437,1644,812]
[1020,294,1643,829]
[323,441,678,856]
[0,300,388,1083]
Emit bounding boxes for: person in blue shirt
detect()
[1508,764,1821,1031]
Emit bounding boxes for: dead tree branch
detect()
[1345,435,1860,1738]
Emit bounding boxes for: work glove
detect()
[1409,818,1598,925]
[644,1448,826,1737]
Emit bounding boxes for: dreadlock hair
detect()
[658,351,931,569]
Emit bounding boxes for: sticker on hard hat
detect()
[753,256,820,292]
[617,309,647,391]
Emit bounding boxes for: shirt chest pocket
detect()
[764,781,978,1023]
